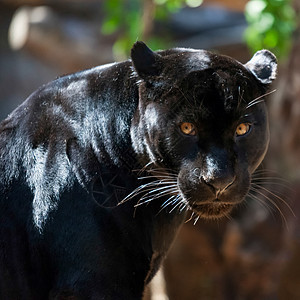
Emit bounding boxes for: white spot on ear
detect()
[245,50,277,84]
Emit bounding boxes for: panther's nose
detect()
[201,175,236,197]
[193,167,236,197]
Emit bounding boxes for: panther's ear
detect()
[245,50,277,85]
[131,41,161,80]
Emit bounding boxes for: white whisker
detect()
[157,196,181,214]
[251,183,295,217]
[251,181,293,193]
[250,186,289,229]
[248,191,276,216]
[185,212,195,223]
[169,198,185,213]
[193,215,200,225]
[178,200,188,213]
[136,187,179,206]
[245,89,276,109]
[138,175,177,180]
[118,179,177,205]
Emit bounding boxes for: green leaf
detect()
[257,12,275,32]
[186,0,203,7]
[244,0,296,59]
[245,0,267,22]
[101,16,121,35]
[263,29,279,48]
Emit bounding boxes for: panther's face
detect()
[130,42,277,219]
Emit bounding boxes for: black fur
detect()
[0,42,277,299]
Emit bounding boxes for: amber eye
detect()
[180,122,196,136]
[236,123,251,136]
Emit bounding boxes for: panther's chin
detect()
[191,202,235,220]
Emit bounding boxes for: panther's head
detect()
[130,42,277,219]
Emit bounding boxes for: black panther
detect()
[0,41,277,299]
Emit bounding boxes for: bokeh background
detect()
[0,0,299,299]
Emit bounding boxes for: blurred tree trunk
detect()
[270,1,300,297]
[142,0,155,41]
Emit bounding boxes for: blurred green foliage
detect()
[101,0,203,59]
[102,0,297,60]
[101,0,143,59]
[244,0,297,59]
